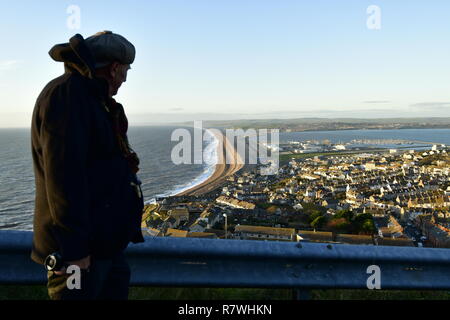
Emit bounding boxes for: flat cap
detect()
[85,31,135,68]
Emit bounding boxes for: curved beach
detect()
[176,129,244,196]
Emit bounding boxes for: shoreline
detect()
[175,129,244,197]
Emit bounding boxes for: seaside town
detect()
[140,140,450,249]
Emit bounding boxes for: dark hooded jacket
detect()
[30,34,144,265]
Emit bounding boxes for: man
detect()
[30,31,144,300]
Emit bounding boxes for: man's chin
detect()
[112,85,122,96]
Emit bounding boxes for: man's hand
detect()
[53,255,91,275]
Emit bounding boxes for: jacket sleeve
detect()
[40,84,91,262]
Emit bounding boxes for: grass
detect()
[311,289,450,300]
[1,285,449,300]
[0,285,49,300]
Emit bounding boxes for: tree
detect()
[309,210,322,222]
[353,213,375,234]
[335,209,353,221]
[361,219,376,234]
[302,202,326,216]
[311,216,326,229]
[267,205,279,214]
[327,218,351,233]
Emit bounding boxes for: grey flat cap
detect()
[85,31,135,68]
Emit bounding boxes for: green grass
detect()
[129,287,292,300]
[1,285,449,300]
[312,289,450,300]
[0,285,49,300]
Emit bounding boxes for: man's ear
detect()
[109,62,121,78]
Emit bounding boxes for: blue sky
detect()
[1,0,450,127]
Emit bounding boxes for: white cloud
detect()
[363,101,391,104]
[410,102,450,109]
[0,60,20,71]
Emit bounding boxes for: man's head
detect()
[95,62,131,97]
[85,31,135,97]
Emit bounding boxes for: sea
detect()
[0,125,218,231]
[0,127,449,231]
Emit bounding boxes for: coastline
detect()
[175,129,244,196]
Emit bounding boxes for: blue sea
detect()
[0,126,218,231]
[0,127,448,231]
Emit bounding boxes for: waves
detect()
[145,128,219,204]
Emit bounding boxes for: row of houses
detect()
[144,221,417,247]
[232,225,415,246]
[216,195,256,210]
[414,214,450,248]
[142,227,223,239]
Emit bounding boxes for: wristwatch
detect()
[44,252,68,271]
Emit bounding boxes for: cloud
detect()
[408,102,450,117]
[0,60,20,71]
[168,107,184,112]
[363,100,391,104]
[410,102,450,109]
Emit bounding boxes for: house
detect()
[204,228,227,239]
[141,204,158,223]
[304,187,316,198]
[297,230,334,243]
[374,237,415,247]
[169,207,190,221]
[207,211,221,228]
[216,196,256,210]
[146,217,164,229]
[322,199,339,210]
[189,219,208,232]
[234,225,296,241]
[374,216,404,238]
[418,216,450,248]
[164,216,179,229]
[335,234,374,245]
[187,232,218,239]
[165,228,188,238]
[436,211,450,219]
[141,227,163,237]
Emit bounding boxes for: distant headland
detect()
[192,117,450,132]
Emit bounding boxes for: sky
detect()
[1,0,450,127]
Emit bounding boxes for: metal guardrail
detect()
[0,230,449,290]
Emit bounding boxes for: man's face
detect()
[109,63,130,96]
